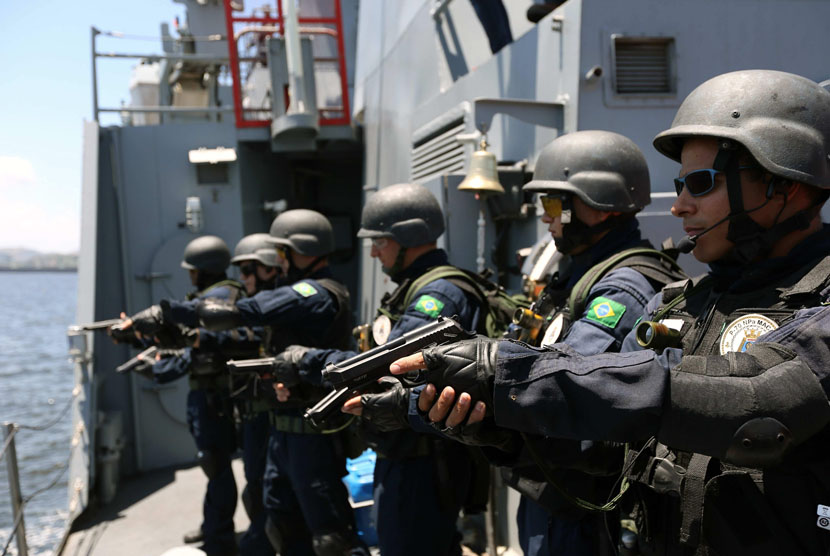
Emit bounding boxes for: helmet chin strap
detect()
[554,216,624,255]
[715,144,812,265]
[255,273,277,292]
[383,246,408,278]
[286,256,324,283]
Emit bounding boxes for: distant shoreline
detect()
[0,268,77,273]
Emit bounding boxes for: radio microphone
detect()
[676,193,775,254]
[675,235,697,254]
[676,214,733,254]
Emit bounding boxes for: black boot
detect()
[183,527,204,544]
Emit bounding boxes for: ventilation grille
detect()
[613,37,674,94]
[410,117,466,182]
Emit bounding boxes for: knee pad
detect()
[312,528,369,556]
[197,449,224,480]
[241,482,264,519]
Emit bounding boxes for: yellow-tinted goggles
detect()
[540,195,572,223]
[274,246,288,260]
[540,196,563,218]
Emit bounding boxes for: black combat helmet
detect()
[181,235,231,273]
[524,130,651,212]
[357,183,445,247]
[267,209,335,257]
[231,233,279,267]
[654,69,830,189]
[653,70,830,262]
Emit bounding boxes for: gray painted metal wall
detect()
[77,124,365,474]
[354,0,830,321]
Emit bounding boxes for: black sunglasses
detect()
[239,262,257,276]
[674,166,759,197]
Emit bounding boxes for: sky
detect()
[0,0,186,254]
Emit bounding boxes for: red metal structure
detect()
[222,0,351,129]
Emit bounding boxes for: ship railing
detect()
[0,385,83,556]
[91,27,243,124]
[222,0,351,128]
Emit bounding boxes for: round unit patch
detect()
[372,314,392,346]
[540,313,566,348]
[719,313,778,355]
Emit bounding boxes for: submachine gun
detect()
[304,316,473,430]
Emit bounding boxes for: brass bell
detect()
[458,136,505,195]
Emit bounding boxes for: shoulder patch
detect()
[413,294,445,318]
[585,296,626,328]
[292,282,318,298]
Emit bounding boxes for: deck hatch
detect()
[612,36,675,95]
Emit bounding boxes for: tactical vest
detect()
[624,254,830,556]
[505,247,687,516]
[189,279,245,387]
[265,278,353,419]
[366,264,528,349]
[362,266,477,458]
[264,277,352,354]
[519,247,686,349]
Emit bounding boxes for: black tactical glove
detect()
[130,305,165,336]
[197,299,243,331]
[183,328,200,348]
[431,416,521,454]
[108,321,139,345]
[422,336,499,415]
[271,345,310,387]
[360,378,411,432]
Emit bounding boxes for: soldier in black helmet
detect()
[395,70,830,555]
[202,233,280,556]
[283,183,484,556]
[490,130,685,556]
[189,210,369,556]
[118,234,245,556]
[359,132,685,556]
[231,233,282,297]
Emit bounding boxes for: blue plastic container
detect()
[343,449,378,546]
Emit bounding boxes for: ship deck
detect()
[60,460,250,556]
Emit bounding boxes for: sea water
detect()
[0,272,77,555]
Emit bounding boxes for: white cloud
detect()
[0,156,79,253]
[0,155,37,187]
[0,197,79,253]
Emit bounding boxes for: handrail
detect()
[0,385,83,556]
[234,25,338,42]
[92,1,352,129]
[2,423,28,556]
[98,106,235,114]
[223,0,351,128]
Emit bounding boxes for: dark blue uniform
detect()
[508,222,666,556]
[305,249,481,556]
[234,268,363,556]
[489,226,830,555]
[153,280,244,555]
[199,326,273,556]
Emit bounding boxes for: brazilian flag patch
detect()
[414,295,444,318]
[292,282,318,298]
[585,296,626,328]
